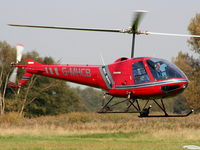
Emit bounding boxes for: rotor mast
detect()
[131,33,135,58]
[129,10,147,58]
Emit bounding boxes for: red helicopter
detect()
[8,11,200,117]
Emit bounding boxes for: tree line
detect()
[172,13,200,113]
[0,43,89,117]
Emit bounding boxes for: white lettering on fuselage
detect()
[45,67,91,77]
[62,67,92,77]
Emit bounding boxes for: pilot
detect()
[155,62,162,80]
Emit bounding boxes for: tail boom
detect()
[37,65,102,88]
[10,59,107,89]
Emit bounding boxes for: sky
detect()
[1,0,200,65]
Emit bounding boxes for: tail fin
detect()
[18,72,33,87]
[9,59,44,87]
[8,45,42,88]
[9,59,40,87]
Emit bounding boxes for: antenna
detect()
[100,53,105,65]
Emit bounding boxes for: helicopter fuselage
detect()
[13,57,189,100]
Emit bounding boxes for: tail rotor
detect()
[8,44,24,86]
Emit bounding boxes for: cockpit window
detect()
[132,61,150,84]
[147,58,184,80]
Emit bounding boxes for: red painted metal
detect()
[11,57,189,100]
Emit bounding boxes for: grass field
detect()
[0,112,199,150]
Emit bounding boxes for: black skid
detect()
[139,110,193,118]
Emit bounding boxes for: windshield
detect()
[146,58,187,81]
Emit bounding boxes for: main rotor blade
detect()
[145,31,200,38]
[8,24,122,33]
[131,10,147,31]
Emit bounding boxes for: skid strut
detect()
[98,96,141,113]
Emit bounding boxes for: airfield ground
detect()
[0,112,199,150]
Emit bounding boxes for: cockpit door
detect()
[109,62,133,87]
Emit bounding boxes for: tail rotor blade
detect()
[9,44,24,86]
[9,68,18,84]
[16,44,24,63]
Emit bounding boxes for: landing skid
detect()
[98,96,193,118]
[139,110,193,118]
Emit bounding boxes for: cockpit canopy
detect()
[147,58,186,80]
[132,58,187,84]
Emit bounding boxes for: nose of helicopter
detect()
[145,57,189,96]
[161,78,189,97]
